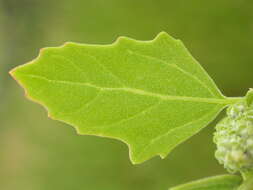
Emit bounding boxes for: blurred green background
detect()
[1,0,253,189]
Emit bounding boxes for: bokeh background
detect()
[1,0,253,189]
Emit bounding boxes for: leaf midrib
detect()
[19,74,235,105]
[73,48,217,97]
[127,50,217,97]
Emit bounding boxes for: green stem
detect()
[239,172,253,190]
[226,97,244,104]
[242,171,253,181]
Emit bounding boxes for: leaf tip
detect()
[156,31,175,41]
[129,159,139,165]
[39,47,46,53]
[115,36,129,45]
[157,31,169,36]
[62,42,75,47]
[159,154,166,159]
[9,64,23,84]
[9,67,16,78]
[129,158,144,165]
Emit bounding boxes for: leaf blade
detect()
[10,32,238,163]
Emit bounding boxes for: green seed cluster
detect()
[214,101,253,173]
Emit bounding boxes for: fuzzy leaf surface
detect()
[10,32,238,164]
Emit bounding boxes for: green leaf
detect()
[246,89,253,106]
[10,32,241,164]
[170,175,242,190]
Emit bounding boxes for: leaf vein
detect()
[63,90,102,115]
[127,50,215,97]
[21,74,228,104]
[72,49,126,87]
[89,100,163,130]
[136,105,220,158]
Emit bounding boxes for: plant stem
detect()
[242,171,253,181]
[226,97,244,104]
[239,172,253,190]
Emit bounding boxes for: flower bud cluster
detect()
[214,101,253,173]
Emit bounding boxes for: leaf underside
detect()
[169,175,242,190]
[11,32,231,164]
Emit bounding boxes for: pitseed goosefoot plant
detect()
[10,32,253,190]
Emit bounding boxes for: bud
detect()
[214,101,253,173]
